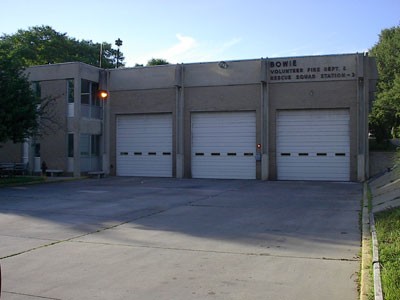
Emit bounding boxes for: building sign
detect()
[268,54,357,83]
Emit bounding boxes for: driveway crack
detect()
[67,239,360,262]
[0,207,168,260]
[2,291,62,300]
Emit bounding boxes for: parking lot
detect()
[0,177,361,300]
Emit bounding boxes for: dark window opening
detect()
[67,134,73,157]
[67,80,74,103]
[34,143,41,157]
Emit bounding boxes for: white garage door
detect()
[116,114,172,177]
[277,109,350,181]
[192,111,256,179]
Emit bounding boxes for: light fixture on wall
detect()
[98,90,109,100]
[218,61,229,69]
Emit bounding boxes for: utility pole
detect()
[99,43,103,68]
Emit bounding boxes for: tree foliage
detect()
[369,25,400,142]
[146,58,169,66]
[0,25,125,68]
[0,58,39,143]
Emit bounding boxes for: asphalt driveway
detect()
[0,178,361,300]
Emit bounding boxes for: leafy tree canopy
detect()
[146,58,169,66]
[369,25,400,142]
[0,25,125,68]
[0,55,39,143]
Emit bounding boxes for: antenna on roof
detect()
[99,43,103,68]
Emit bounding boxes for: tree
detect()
[0,25,125,68]
[369,25,400,142]
[0,58,39,144]
[146,58,169,66]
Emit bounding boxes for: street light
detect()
[115,38,123,68]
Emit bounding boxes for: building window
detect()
[91,135,100,156]
[91,82,101,107]
[68,133,74,157]
[80,134,90,156]
[67,80,75,117]
[67,79,74,103]
[34,143,40,157]
[81,79,91,105]
[81,79,103,119]
[31,82,41,98]
[80,134,100,157]
[80,133,101,172]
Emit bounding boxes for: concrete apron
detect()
[0,178,361,300]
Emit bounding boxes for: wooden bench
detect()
[88,171,105,179]
[45,169,63,177]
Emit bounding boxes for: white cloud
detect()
[182,37,241,63]
[133,34,198,65]
[219,37,242,53]
[163,34,198,60]
[130,34,242,66]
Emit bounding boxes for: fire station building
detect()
[0,53,378,181]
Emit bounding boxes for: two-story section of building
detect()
[5,63,106,176]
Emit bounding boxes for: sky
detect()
[0,0,399,67]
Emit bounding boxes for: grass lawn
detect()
[374,207,400,300]
[0,176,44,187]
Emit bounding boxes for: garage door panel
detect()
[118,156,172,177]
[192,112,256,179]
[278,159,350,167]
[277,109,350,181]
[277,172,348,181]
[278,148,349,154]
[117,114,172,177]
[278,139,349,146]
[192,156,255,179]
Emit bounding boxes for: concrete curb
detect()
[370,213,384,300]
[43,176,87,184]
[360,182,372,300]
[0,176,86,189]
